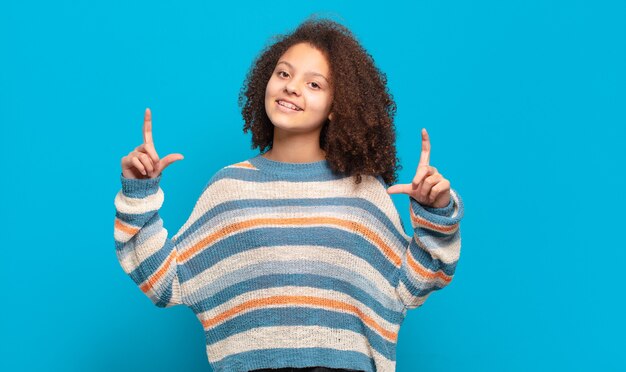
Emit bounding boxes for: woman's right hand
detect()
[121,108,184,179]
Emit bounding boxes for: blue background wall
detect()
[1,0,624,370]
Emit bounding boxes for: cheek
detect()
[264,83,275,112]
[308,94,332,113]
[265,79,276,98]
[265,81,273,98]
[268,77,282,91]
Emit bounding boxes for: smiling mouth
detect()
[276,100,303,111]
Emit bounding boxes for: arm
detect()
[113,173,184,308]
[395,188,464,310]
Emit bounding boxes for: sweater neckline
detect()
[248,153,339,178]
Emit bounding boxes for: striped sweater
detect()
[113,154,464,372]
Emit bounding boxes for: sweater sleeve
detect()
[395,188,464,310]
[113,173,185,308]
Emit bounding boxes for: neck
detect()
[263,127,326,163]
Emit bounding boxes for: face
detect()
[264,42,334,134]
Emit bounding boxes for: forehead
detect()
[277,42,330,75]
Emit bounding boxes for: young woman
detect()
[114,17,464,372]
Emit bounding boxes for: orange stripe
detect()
[178,217,401,267]
[139,249,177,293]
[114,218,139,235]
[406,240,452,284]
[230,162,257,169]
[201,295,398,342]
[409,205,459,233]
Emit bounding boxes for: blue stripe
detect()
[179,226,399,285]
[399,274,446,299]
[218,163,348,183]
[408,237,458,275]
[409,191,464,226]
[153,269,176,308]
[174,196,409,250]
[414,226,455,239]
[245,154,349,182]
[120,244,177,308]
[211,346,376,372]
[187,272,404,324]
[205,306,395,360]
[127,214,175,282]
[119,174,161,198]
[116,216,163,259]
[115,209,158,228]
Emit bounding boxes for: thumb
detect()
[157,153,184,173]
[386,184,411,195]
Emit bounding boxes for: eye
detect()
[277,70,289,78]
[309,82,321,89]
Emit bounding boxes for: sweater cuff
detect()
[409,188,464,227]
[421,195,455,216]
[120,173,162,198]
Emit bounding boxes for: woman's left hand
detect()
[386,128,451,208]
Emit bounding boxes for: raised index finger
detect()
[143,108,153,144]
[418,128,431,166]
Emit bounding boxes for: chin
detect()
[267,114,301,130]
[271,121,304,132]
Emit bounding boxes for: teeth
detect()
[278,100,300,110]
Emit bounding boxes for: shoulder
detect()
[354,174,388,193]
[341,174,392,206]
[202,158,260,191]
[373,174,388,188]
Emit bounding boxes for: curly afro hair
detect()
[238,16,402,186]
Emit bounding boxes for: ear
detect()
[328,112,334,121]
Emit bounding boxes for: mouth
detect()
[276,99,303,111]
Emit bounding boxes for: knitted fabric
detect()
[113,154,464,372]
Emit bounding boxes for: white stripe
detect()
[197,285,400,337]
[170,174,407,244]
[183,245,402,311]
[412,234,461,265]
[114,188,164,215]
[113,219,135,243]
[450,189,461,218]
[176,205,406,263]
[118,229,169,274]
[396,280,431,310]
[206,325,396,371]
[411,188,462,230]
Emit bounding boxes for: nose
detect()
[284,79,301,96]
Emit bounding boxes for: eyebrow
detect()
[276,61,329,83]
